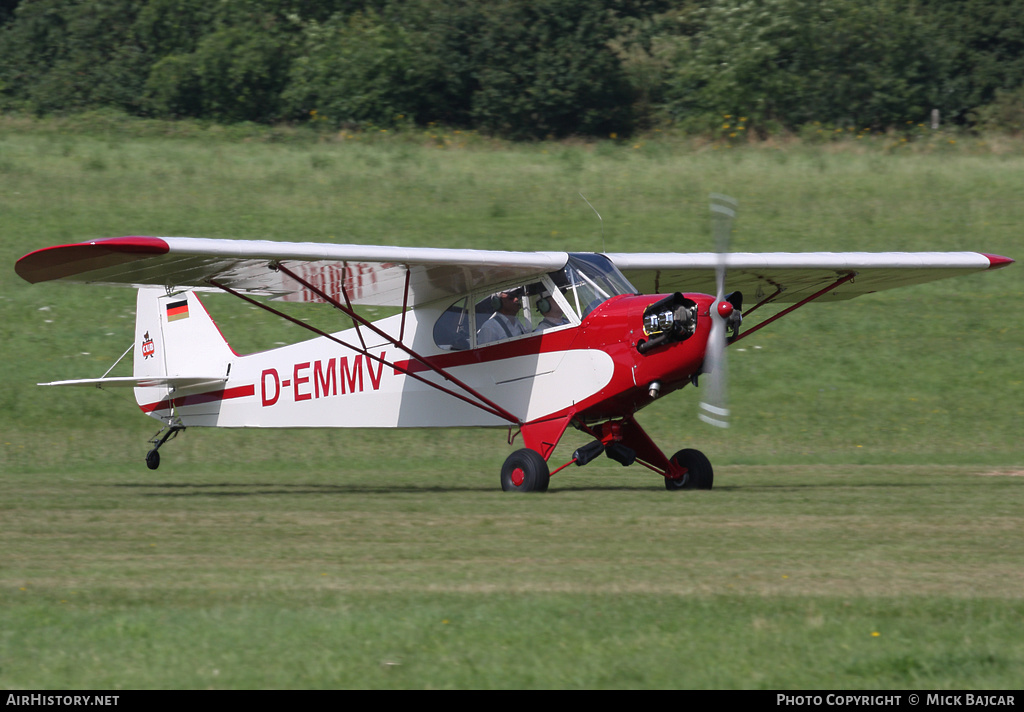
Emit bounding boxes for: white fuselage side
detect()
[135,291,614,429]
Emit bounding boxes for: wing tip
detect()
[981,253,1014,270]
[15,237,169,284]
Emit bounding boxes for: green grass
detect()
[1,117,1022,688]
[2,465,1022,688]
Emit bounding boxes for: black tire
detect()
[146,449,160,471]
[500,448,551,493]
[665,448,713,491]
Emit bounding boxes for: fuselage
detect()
[135,288,717,430]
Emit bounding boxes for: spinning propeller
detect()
[699,194,740,428]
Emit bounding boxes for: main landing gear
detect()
[500,448,550,492]
[664,448,714,491]
[500,417,714,493]
[145,422,185,470]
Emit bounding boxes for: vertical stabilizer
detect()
[133,288,235,420]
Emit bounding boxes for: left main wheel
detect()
[500,448,550,493]
[145,449,160,470]
[665,448,713,491]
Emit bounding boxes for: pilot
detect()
[478,289,529,344]
[534,292,569,331]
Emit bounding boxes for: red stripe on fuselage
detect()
[390,296,646,375]
[140,384,255,413]
[392,324,581,375]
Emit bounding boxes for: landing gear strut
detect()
[145,422,185,470]
[503,416,715,493]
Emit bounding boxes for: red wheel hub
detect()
[511,467,525,487]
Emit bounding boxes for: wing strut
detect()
[209,276,521,425]
[730,273,856,344]
[741,283,784,318]
[274,263,522,423]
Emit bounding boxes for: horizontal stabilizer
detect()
[39,376,227,389]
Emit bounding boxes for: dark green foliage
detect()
[919,0,1024,123]
[132,0,213,58]
[0,0,149,114]
[140,1,306,122]
[283,1,637,138]
[146,22,297,122]
[281,10,441,128]
[1,0,1023,136]
[972,87,1024,133]
[0,0,21,25]
[466,0,635,139]
[659,0,955,133]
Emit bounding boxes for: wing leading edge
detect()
[15,236,569,308]
[607,251,1013,304]
[16,238,1011,308]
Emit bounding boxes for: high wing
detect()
[607,251,1013,304]
[16,237,1012,309]
[15,236,568,307]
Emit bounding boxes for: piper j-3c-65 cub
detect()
[14,202,1014,492]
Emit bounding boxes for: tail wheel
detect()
[500,448,551,493]
[666,448,713,491]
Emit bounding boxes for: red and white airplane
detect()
[15,211,1013,491]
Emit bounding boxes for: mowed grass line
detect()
[1,465,1021,688]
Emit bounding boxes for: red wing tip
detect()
[981,253,1014,269]
[16,237,169,283]
[90,236,169,250]
[19,236,170,258]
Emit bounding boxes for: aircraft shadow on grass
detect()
[104,479,933,497]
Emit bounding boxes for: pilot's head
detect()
[497,289,522,315]
[537,291,563,319]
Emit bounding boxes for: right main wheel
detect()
[665,448,713,491]
[500,448,551,493]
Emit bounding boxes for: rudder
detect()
[133,288,235,420]
[134,288,234,379]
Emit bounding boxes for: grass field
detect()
[2,464,1022,689]
[1,116,1021,688]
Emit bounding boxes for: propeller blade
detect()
[700,194,737,429]
[709,193,737,262]
[699,311,730,428]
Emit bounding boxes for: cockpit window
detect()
[476,279,570,344]
[432,256,633,350]
[554,254,638,318]
[432,296,472,350]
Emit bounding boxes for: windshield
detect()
[431,254,637,351]
[552,254,638,318]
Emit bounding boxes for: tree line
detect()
[1,0,1022,139]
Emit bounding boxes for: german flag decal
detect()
[166,299,189,322]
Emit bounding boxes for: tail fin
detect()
[134,288,234,419]
[134,288,234,379]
